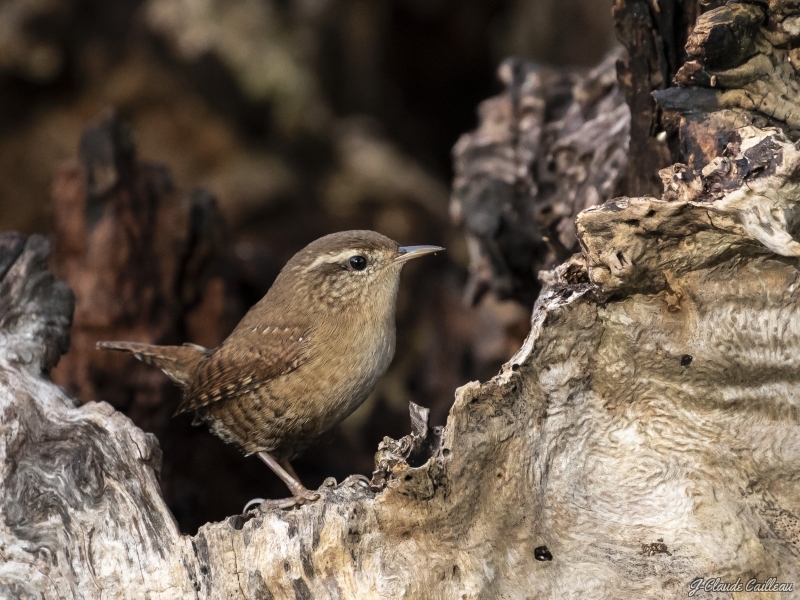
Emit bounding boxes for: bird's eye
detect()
[349,255,367,270]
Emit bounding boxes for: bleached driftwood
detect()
[1,124,799,598]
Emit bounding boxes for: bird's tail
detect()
[96,341,210,386]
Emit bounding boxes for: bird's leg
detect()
[258,451,320,504]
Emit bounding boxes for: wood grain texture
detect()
[2,125,799,598]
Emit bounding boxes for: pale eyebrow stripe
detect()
[306,250,361,270]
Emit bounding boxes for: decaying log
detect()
[451,48,630,305]
[2,124,799,598]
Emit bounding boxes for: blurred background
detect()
[0,0,615,533]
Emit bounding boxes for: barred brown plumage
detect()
[97,230,443,507]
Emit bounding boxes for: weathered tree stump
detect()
[658,0,800,167]
[2,123,800,598]
[3,1,800,598]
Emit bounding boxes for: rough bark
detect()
[2,124,800,598]
[613,0,701,197]
[657,0,800,169]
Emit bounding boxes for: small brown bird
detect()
[98,230,442,507]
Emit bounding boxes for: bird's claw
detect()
[349,474,372,489]
[243,497,265,512]
[332,474,371,490]
[243,497,298,512]
[236,478,369,514]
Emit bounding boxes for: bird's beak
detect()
[393,245,444,265]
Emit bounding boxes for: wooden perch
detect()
[2,123,800,598]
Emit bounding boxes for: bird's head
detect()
[273,230,443,313]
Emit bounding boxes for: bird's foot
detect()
[352,474,372,486]
[256,451,321,505]
[242,478,359,513]
[290,486,320,504]
[243,497,264,512]
[242,490,317,512]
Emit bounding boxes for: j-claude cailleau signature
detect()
[689,577,794,596]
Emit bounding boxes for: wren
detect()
[98,230,442,507]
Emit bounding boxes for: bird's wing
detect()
[176,324,311,415]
